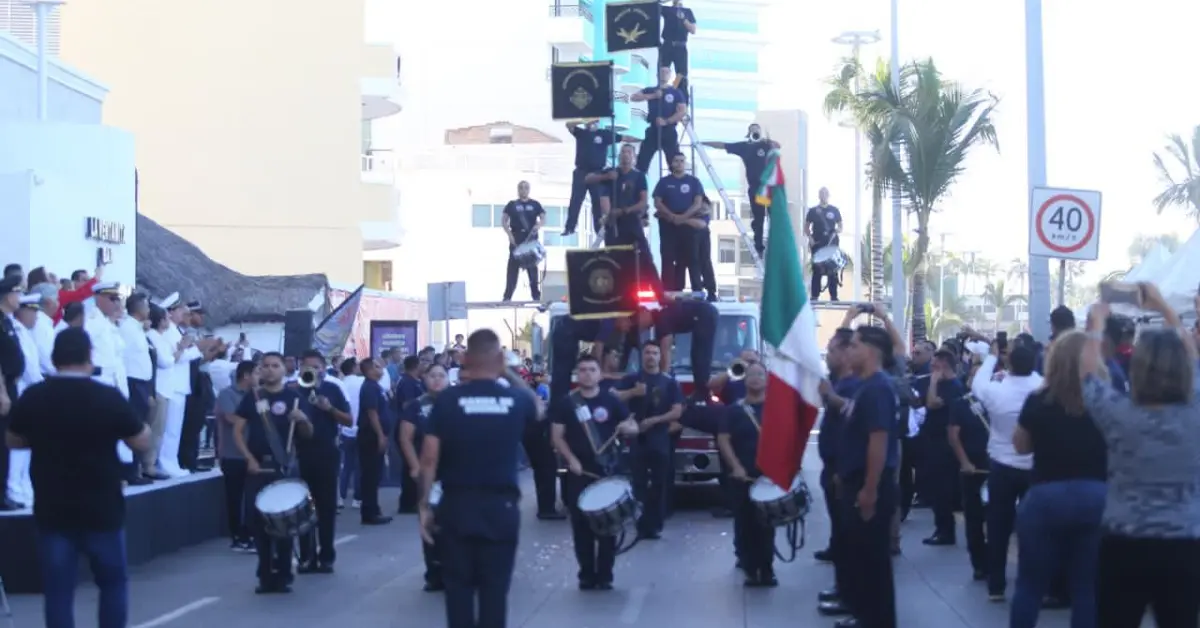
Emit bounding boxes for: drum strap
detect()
[511,207,535,245]
[741,403,761,434]
[253,388,298,477]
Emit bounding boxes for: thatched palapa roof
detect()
[135,214,328,329]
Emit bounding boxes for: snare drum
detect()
[577,477,640,537]
[512,241,546,270]
[254,478,317,539]
[811,246,848,274]
[749,475,811,527]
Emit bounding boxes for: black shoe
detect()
[362,516,393,525]
[758,571,778,587]
[397,506,418,515]
[834,618,862,628]
[743,574,762,587]
[537,512,566,521]
[561,228,576,237]
[639,531,661,540]
[578,579,597,591]
[988,590,1006,603]
[972,569,987,582]
[813,548,834,563]
[819,601,852,616]
[127,475,153,486]
[922,534,955,546]
[423,580,445,592]
[711,507,734,519]
[596,581,613,591]
[315,563,335,574]
[1,499,22,511]
[297,562,318,575]
[818,588,839,603]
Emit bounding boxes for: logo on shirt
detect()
[825,212,835,221]
[680,183,690,193]
[459,396,515,414]
[757,149,766,157]
[593,136,603,144]
[593,407,610,423]
[420,404,432,417]
[270,401,287,416]
[664,94,675,104]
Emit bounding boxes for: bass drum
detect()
[811,245,848,274]
[512,241,546,270]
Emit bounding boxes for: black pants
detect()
[298,454,339,565]
[659,222,701,292]
[631,445,670,536]
[522,421,559,515]
[658,41,689,83]
[732,481,775,576]
[178,393,206,470]
[1098,535,1200,628]
[566,168,604,234]
[687,227,716,296]
[927,447,958,540]
[398,469,418,513]
[748,195,766,254]
[960,470,987,572]
[357,431,385,521]
[635,126,680,175]
[822,468,852,600]
[246,471,293,585]
[839,470,897,628]
[898,437,918,520]
[810,262,840,301]
[220,458,250,543]
[986,460,1030,594]
[422,534,443,586]
[565,475,617,583]
[0,412,10,504]
[441,533,518,628]
[608,226,665,299]
[503,246,541,302]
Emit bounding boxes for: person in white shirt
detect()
[81,283,146,483]
[153,292,202,478]
[119,294,166,481]
[337,358,365,509]
[145,303,178,478]
[7,294,43,506]
[970,341,1043,601]
[29,283,57,376]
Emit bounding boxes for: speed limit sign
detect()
[1029,186,1102,261]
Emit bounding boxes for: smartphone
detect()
[996,331,1008,352]
[1100,281,1144,307]
[858,304,876,315]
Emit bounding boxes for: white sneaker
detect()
[352,500,362,509]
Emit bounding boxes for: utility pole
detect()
[25,0,64,121]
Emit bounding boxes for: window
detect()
[701,16,760,33]
[489,126,513,145]
[545,232,579,247]
[689,49,758,73]
[363,260,393,291]
[471,204,492,228]
[691,95,759,112]
[737,240,752,263]
[493,204,506,226]
[543,206,564,229]
[718,238,737,264]
[719,284,737,298]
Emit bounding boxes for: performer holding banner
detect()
[584,144,664,299]
[701,124,780,257]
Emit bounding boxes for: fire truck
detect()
[545,299,762,485]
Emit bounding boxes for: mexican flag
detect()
[754,150,824,491]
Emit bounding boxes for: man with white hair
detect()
[155,293,202,478]
[84,283,149,486]
[29,283,58,376]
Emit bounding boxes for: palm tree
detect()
[982,280,1025,333]
[1152,125,1200,222]
[1007,258,1029,294]
[1126,232,1181,266]
[859,59,1000,341]
[858,226,917,296]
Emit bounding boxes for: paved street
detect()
[6,464,1076,628]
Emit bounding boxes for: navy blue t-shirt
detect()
[719,379,746,405]
[598,167,648,233]
[806,204,843,247]
[950,394,989,468]
[235,386,304,465]
[655,299,716,338]
[661,5,696,43]
[836,371,899,477]
[551,390,628,476]
[653,174,704,214]
[725,141,773,188]
[359,378,394,436]
[400,393,436,454]
[820,375,862,464]
[616,372,681,450]
[430,379,538,491]
[503,199,545,243]
[393,372,424,415]
[643,85,687,121]
[572,127,617,171]
[719,401,762,475]
[297,380,350,459]
[921,378,965,441]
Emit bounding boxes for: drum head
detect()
[578,478,631,511]
[255,480,309,514]
[812,246,838,264]
[749,477,787,502]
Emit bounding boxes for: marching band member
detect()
[501,181,545,303]
[716,361,777,587]
[652,297,718,400]
[417,330,540,628]
[921,349,967,547]
[550,355,638,590]
[616,341,682,540]
[585,144,664,299]
[393,355,425,514]
[949,359,991,581]
[399,362,449,592]
[631,66,687,175]
[231,352,313,594]
[356,358,394,526]
[815,328,860,617]
[701,125,780,256]
[563,120,617,237]
[659,0,696,91]
[652,154,705,292]
[805,188,844,301]
[295,350,352,574]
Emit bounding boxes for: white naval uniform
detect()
[82,308,134,463]
[33,310,56,376]
[158,323,201,477]
[6,316,40,505]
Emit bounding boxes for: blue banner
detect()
[313,284,363,356]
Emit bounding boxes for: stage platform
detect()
[0,470,227,594]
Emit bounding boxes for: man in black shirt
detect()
[585,143,665,298]
[949,378,991,581]
[357,358,394,526]
[805,188,844,301]
[920,350,966,546]
[616,342,683,539]
[563,121,618,237]
[0,275,25,510]
[550,355,638,590]
[231,351,314,594]
[417,329,540,628]
[502,181,545,302]
[295,350,352,573]
[392,355,425,514]
[631,67,688,175]
[702,124,780,256]
[659,0,696,92]
[6,328,150,626]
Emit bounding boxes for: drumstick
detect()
[581,470,604,480]
[286,399,298,455]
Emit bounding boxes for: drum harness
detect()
[510,208,547,284]
[253,389,312,559]
[740,402,808,563]
[569,391,640,556]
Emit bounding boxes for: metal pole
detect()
[29,1,62,121]
[1025,0,1052,340]
[443,284,450,349]
[1056,259,1066,306]
[889,0,907,342]
[938,233,946,313]
[832,30,879,303]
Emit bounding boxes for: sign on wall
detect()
[370,320,418,359]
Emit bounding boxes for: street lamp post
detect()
[832,29,881,304]
[1025,0,1051,340]
[888,0,907,342]
[24,0,64,122]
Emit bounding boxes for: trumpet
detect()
[728,359,748,381]
[297,366,320,403]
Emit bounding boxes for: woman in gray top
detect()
[1081,285,1200,628]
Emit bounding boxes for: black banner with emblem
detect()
[605,0,661,52]
[550,61,615,121]
[566,245,639,320]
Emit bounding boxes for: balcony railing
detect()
[548,3,593,22]
[613,91,629,103]
[631,106,647,119]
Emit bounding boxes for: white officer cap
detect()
[94,281,121,295]
[18,293,40,309]
[154,292,180,310]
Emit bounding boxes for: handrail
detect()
[683,121,764,277]
[547,3,593,22]
[613,91,630,103]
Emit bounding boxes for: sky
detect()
[371,0,1200,281]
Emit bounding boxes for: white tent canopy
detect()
[1150,228,1200,315]
[1124,244,1174,283]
